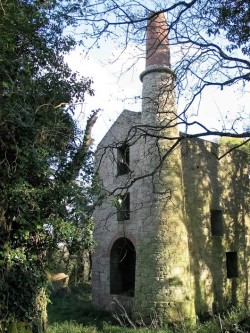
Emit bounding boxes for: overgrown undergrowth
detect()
[47,284,250,333]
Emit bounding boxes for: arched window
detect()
[110,237,136,297]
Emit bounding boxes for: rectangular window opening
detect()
[210,209,224,236]
[226,252,239,278]
[117,145,130,175]
[117,193,130,221]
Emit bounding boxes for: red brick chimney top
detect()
[146,12,170,68]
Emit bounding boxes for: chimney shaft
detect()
[146,12,171,68]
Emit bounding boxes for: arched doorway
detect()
[110,237,136,297]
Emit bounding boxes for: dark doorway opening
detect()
[110,237,136,297]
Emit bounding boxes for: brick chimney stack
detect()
[146,12,171,68]
[140,12,173,82]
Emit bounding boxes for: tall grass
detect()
[48,321,98,333]
[47,284,250,333]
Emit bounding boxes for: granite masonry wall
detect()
[92,106,250,322]
[92,11,250,323]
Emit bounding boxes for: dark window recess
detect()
[117,193,130,221]
[210,210,224,236]
[110,237,136,297]
[117,145,130,175]
[226,252,239,278]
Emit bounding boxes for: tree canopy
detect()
[0,1,97,331]
[215,0,250,55]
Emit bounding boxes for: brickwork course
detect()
[92,12,250,323]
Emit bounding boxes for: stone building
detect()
[92,13,250,322]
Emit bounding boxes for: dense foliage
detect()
[0,1,96,331]
[216,0,250,55]
[220,138,250,159]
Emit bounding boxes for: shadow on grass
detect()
[47,284,250,333]
[47,284,168,332]
[47,283,110,329]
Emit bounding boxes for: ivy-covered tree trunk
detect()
[1,260,48,332]
[0,1,97,332]
[72,250,92,285]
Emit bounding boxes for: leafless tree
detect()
[64,1,250,145]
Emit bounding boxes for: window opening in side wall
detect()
[210,209,224,236]
[226,252,239,278]
[117,145,130,175]
[110,237,136,296]
[117,193,130,221]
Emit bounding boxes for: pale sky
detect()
[65,42,250,146]
[65,44,144,145]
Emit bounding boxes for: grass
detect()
[48,283,101,325]
[47,283,109,331]
[47,284,250,333]
[47,283,169,332]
